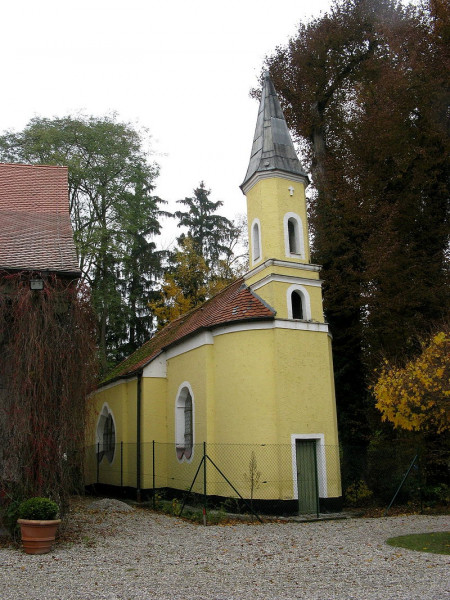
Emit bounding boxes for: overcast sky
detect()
[2,0,332,249]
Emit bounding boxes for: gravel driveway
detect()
[0,500,448,600]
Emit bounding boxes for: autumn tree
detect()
[150,237,233,329]
[150,182,246,329]
[265,0,450,448]
[0,115,167,369]
[374,329,449,434]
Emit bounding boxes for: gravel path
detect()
[0,501,448,600]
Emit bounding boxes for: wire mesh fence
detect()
[340,438,449,509]
[86,441,343,515]
[85,439,449,515]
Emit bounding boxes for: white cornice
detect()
[245,258,321,280]
[212,319,329,337]
[249,273,323,292]
[165,331,214,361]
[94,376,137,395]
[241,170,309,195]
[148,320,329,374]
[143,353,167,378]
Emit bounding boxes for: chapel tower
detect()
[241,71,324,325]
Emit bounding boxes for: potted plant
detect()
[17,497,61,554]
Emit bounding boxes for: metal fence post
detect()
[152,440,156,509]
[136,373,142,503]
[313,443,320,518]
[417,448,423,514]
[96,442,100,484]
[203,442,207,526]
[120,441,123,488]
[384,453,419,516]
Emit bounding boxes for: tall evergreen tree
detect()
[151,186,246,330]
[175,181,237,271]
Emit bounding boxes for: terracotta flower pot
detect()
[17,519,61,555]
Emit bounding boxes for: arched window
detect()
[291,290,304,319]
[96,404,116,464]
[176,384,194,461]
[284,213,304,258]
[287,285,312,321]
[251,218,261,265]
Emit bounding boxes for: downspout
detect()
[136,370,143,503]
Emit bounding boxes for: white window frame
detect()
[95,403,117,464]
[175,381,195,463]
[251,218,262,266]
[291,433,328,498]
[286,284,311,321]
[284,212,305,259]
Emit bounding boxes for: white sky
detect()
[2,0,332,250]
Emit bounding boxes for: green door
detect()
[296,439,319,515]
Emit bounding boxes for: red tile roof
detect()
[103,277,275,384]
[0,163,80,275]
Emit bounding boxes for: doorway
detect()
[295,439,319,515]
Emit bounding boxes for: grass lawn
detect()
[386,532,450,555]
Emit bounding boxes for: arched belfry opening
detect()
[287,285,311,321]
[291,290,304,320]
[283,212,304,259]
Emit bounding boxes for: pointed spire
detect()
[241,71,308,192]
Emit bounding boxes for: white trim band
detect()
[212,319,328,338]
[241,170,309,195]
[249,273,322,293]
[245,258,321,280]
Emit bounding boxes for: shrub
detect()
[1,498,22,538]
[17,497,59,520]
[421,484,449,507]
[345,480,373,507]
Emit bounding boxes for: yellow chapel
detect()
[87,72,342,514]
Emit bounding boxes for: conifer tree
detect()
[175,181,237,272]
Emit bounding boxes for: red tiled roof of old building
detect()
[103,277,275,384]
[0,163,80,275]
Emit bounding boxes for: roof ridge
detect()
[159,276,245,324]
[0,162,68,170]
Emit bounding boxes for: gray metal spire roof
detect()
[241,72,308,191]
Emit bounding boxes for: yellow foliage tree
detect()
[373,330,450,434]
[149,237,233,329]
[149,274,196,327]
